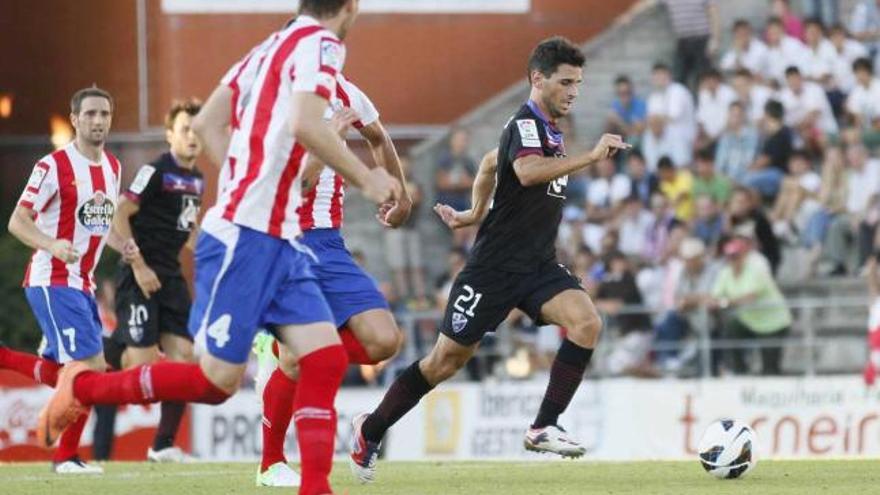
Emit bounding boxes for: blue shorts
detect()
[301,229,388,328]
[25,286,103,364]
[189,219,334,364]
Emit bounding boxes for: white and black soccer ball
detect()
[697,418,757,479]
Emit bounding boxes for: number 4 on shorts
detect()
[207,314,232,348]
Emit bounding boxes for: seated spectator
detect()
[825,144,880,274]
[692,195,724,249]
[606,75,647,145]
[710,237,793,375]
[802,145,847,273]
[657,156,694,221]
[696,68,738,146]
[596,251,653,375]
[642,114,692,170]
[571,246,601,295]
[654,237,720,371]
[829,23,869,95]
[779,66,839,151]
[715,101,760,183]
[731,69,773,125]
[846,58,880,135]
[643,193,680,264]
[743,99,793,199]
[728,186,782,274]
[613,196,655,260]
[693,147,732,205]
[626,150,659,207]
[720,19,769,77]
[770,0,805,41]
[763,16,808,86]
[435,127,477,247]
[586,157,631,223]
[384,157,428,307]
[848,0,880,69]
[647,62,697,152]
[801,18,837,85]
[769,150,822,243]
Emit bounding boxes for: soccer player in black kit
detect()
[349,37,629,482]
[108,99,204,462]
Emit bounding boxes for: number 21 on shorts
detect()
[453,284,483,317]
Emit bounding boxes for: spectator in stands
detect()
[801,18,837,84]
[654,237,719,372]
[586,157,631,223]
[710,236,792,375]
[802,145,847,274]
[696,67,738,146]
[763,17,808,86]
[715,101,759,183]
[824,143,880,275]
[606,75,647,146]
[647,62,697,155]
[693,147,732,205]
[731,69,773,125]
[770,0,805,41]
[846,58,880,139]
[572,246,601,295]
[849,0,880,67]
[626,150,659,207]
[803,0,838,28]
[642,114,692,170]
[743,99,793,199]
[779,66,839,152]
[728,186,782,274]
[720,19,768,77]
[661,0,721,88]
[692,195,724,250]
[829,24,869,96]
[434,247,467,311]
[643,193,681,263]
[435,127,477,247]
[614,196,655,261]
[384,157,428,308]
[769,150,822,244]
[657,156,694,221]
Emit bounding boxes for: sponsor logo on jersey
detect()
[178,194,201,232]
[77,191,115,234]
[27,167,48,190]
[162,173,204,195]
[547,175,568,199]
[516,119,541,148]
[451,312,468,333]
[320,38,342,69]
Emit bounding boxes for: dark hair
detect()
[164,98,202,130]
[764,99,785,121]
[695,148,715,163]
[614,75,632,86]
[70,86,113,115]
[527,36,585,83]
[789,149,811,163]
[784,65,801,77]
[652,62,671,73]
[829,22,848,35]
[804,16,825,32]
[733,68,754,79]
[628,149,645,163]
[729,100,745,111]
[299,0,350,18]
[854,57,874,74]
[700,67,722,81]
[766,16,783,27]
[657,156,674,170]
[732,19,751,31]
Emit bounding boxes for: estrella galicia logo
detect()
[451,312,468,333]
[547,175,568,199]
[77,191,115,234]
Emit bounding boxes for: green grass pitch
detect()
[2,460,878,494]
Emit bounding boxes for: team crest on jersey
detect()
[451,312,468,333]
[547,175,568,199]
[178,195,201,232]
[77,191,115,234]
[320,38,342,70]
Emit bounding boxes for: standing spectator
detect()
[825,144,880,274]
[642,115,692,170]
[720,20,769,77]
[710,237,792,375]
[743,100,793,199]
[731,69,773,125]
[626,150,659,207]
[586,157,631,223]
[846,58,880,134]
[435,127,477,247]
[385,157,428,307]
[606,75,647,145]
[692,195,725,249]
[849,0,880,68]
[763,17,808,85]
[728,186,782,274]
[647,62,698,152]
[696,68,738,146]
[692,148,732,205]
[769,150,823,242]
[657,157,695,221]
[715,101,760,183]
[779,66,839,150]
[614,196,655,260]
[771,0,805,41]
[829,24,870,95]
[661,0,721,88]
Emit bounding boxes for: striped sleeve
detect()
[18,159,57,211]
[290,34,344,101]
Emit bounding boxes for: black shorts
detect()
[113,267,192,349]
[440,260,583,346]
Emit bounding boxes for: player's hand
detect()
[121,238,140,264]
[589,133,631,161]
[331,108,360,137]
[362,168,401,205]
[433,203,477,230]
[376,199,413,228]
[132,262,162,299]
[48,239,80,264]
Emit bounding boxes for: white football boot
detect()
[524,425,587,458]
[147,446,195,463]
[53,457,104,474]
[256,462,301,487]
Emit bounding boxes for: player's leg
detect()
[0,343,60,386]
[257,343,301,487]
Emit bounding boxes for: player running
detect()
[5,87,121,474]
[108,98,204,463]
[253,73,411,487]
[349,37,630,483]
[37,2,400,494]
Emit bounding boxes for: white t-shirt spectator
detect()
[846,159,880,214]
[846,78,880,124]
[697,83,738,139]
[779,81,839,134]
[619,209,655,257]
[797,171,822,194]
[762,36,807,84]
[647,81,697,144]
[587,175,632,208]
[720,39,769,76]
[741,84,775,125]
[800,39,837,82]
[642,126,693,171]
[831,39,869,92]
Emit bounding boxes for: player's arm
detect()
[289,92,398,204]
[513,134,630,186]
[7,206,79,263]
[192,85,233,169]
[434,148,498,230]
[361,118,414,228]
[301,107,360,192]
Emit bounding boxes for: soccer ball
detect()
[697,419,757,479]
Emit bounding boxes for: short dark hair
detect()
[729,100,744,111]
[785,65,801,77]
[766,16,783,27]
[652,62,671,73]
[628,149,645,163]
[527,36,585,83]
[764,99,785,121]
[700,67,722,82]
[70,87,113,115]
[789,149,811,162]
[614,75,632,86]
[854,57,874,74]
[732,19,751,31]
[657,156,674,170]
[299,0,350,18]
[734,68,753,79]
[804,17,825,32]
[164,98,202,130]
[695,148,715,163]
[829,23,848,35]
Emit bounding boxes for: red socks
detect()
[294,345,348,495]
[73,362,229,406]
[339,326,377,365]
[53,409,89,462]
[260,368,298,472]
[0,348,59,386]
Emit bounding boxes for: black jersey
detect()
[124,152,204,276]
[468,101,568,273]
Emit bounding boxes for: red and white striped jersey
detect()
[17,142,121,295]
[208,15,346,239]
[298,75,379,231]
